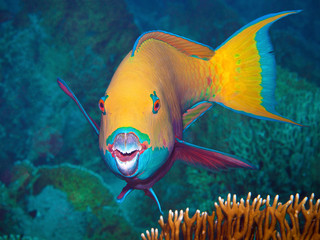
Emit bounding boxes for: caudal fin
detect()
[210,11,302,126]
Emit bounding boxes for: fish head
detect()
[98,57,175,180]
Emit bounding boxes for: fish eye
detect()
[98,95,108,113]
[99,99,104,112]
[154,99,160,112]
[150,91,160,114]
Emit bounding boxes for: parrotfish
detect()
[57,11,301,213]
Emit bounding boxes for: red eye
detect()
[99,99,105,112]
[154,99,160,112]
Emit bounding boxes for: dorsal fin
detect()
[132,30,215,60]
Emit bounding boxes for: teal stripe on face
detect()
[106,127,150,145]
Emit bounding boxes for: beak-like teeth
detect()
[113,133,141,154]
[112,132,142,176]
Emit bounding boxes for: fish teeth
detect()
[118,149,136,155]
[112,132,141,176]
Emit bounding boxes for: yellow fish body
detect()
[58,11,301,213]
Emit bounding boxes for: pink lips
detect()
[107,132,148,176]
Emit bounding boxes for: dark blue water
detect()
[0,0,319,239]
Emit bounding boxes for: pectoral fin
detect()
[182,101,213,130]
[173,138,257,171]
[116,184,133,203]
[57,78,100,135]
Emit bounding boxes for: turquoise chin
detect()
[101,127,170,180]
[100,149,124,178]
[101,146,170,180]
[136,146,170,180]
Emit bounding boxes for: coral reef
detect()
[141,193,320,240]
[0,0,139,172]
[0,161,137,239]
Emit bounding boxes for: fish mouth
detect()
[107,132,148,176]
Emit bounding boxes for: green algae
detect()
[32,164,116,212]
[1,161,137,239]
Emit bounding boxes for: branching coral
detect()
[141,193,320,240]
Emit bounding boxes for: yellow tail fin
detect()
[211,11,301,125]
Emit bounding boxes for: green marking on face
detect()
[106,127,151,145]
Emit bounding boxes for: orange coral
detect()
[141,193,320,240]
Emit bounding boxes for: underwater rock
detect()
[0,161,137,239]
[23,186,87,240]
